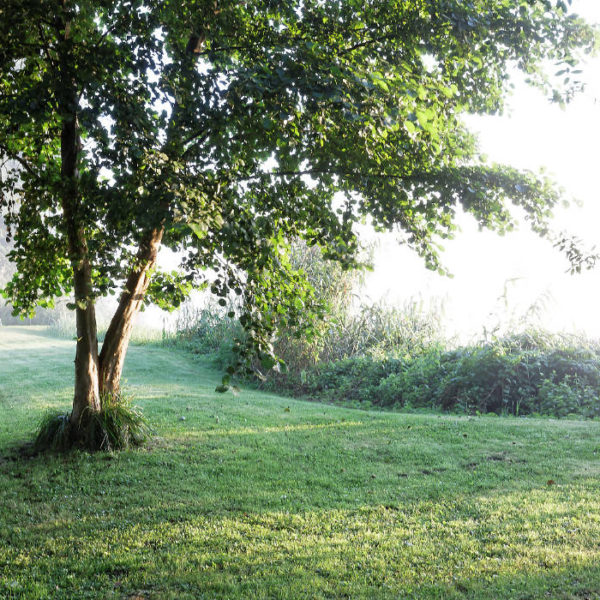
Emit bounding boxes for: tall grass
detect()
[164,300,243,363]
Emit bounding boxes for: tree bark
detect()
[70,264,101,425]
[99,227,164,394]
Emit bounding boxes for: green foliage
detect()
[375,350,444,409]
[537,376,600,419]
[299,356,405,406]
[171,238,600,419]
[283,332,600,418]
[167,300,244,360]
[33,392,150,453]
[0,216,12,287]
[166,239,367,380]
[268,239,365,372]
[145,270,194,312]
[0,0,597,372]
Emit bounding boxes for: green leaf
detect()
[188,222,208,239]
[260,356,277,370]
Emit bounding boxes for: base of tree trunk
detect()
[34,392,150,452]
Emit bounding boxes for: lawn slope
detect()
[0,326,599,599]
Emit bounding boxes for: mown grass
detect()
[0,326,599,599]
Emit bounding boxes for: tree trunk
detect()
[99,227,164,394]
[57,17,102,429]
[60,27,195,423]
[60,115,101,428]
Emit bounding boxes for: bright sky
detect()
[363,0,600,341]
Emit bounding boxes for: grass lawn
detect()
[0,325,599,599]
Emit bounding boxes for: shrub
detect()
[262,332,600,419]
[374,349,444,408]
[537,376,600,419]
[292,356,404,403]
[167,301,243,360]
[166,239,600,420]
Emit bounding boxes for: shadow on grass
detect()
[1,328,600,598]
[1,463,599,600]
[1,421,599,598]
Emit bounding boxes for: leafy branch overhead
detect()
[0,0,597,392]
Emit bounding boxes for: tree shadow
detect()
[1,328,600,597]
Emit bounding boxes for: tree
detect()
[0,0,596,446]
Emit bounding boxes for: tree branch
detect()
[36,22,58,70]
[181,131,210,160]
[339,32,398,56]
[0,143,38,179]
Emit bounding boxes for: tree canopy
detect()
[0,1,597,434]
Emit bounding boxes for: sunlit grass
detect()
[0,326,599,598]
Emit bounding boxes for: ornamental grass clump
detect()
[33,412,72,453]
[34,392,150,452]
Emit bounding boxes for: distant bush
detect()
[288,356,406,405]
[266,332,600,418]
[172,293,600,418]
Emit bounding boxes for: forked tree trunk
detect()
[60,26,196,431]
[98,227,165,395]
